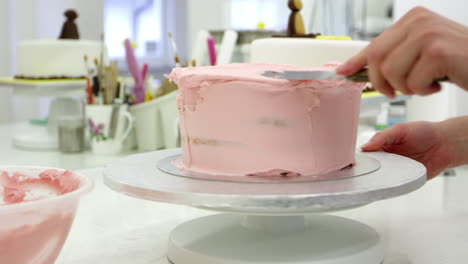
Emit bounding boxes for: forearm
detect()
[437,116,468,168]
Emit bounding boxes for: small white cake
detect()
[251,38,369,66]
[15,39,106,79]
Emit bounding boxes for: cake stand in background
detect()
[0,77,86,150]
[104,149,426,264]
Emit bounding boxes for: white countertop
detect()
[1,122,467,264]
[0,123,137,170]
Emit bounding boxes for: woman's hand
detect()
[362,121,455,179]
[337,7,468,98]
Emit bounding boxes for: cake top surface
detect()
[167,63,362,89]
[254,37,369,46]
[166,63,368,90]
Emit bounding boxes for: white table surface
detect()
[1,122,467,264]
[0,123,137,170]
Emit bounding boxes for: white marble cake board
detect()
[103,149,426,264]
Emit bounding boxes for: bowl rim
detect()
[0,166,93,214]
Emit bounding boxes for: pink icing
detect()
[3,186,26,204]
[0,169,85,264]
[168,63,365,176]
[39,169,80,194]
[1,169,80,205]
[0,212,75,264]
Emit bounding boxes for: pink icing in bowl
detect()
[0,166,93,264]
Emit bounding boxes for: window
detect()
[230,0,289,30]
[104,0,171,66]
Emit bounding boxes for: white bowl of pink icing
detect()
[0,166,93,264]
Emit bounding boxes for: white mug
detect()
[86,104,134,155]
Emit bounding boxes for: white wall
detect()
[186,0,230,56]
[4,0,41,123]
[0,0,104,124]
[367,0,393,17]
[395,0,468,24]
[395,0,468,122]
[35,0,104,40]
[0,0,13,123]
[183,0,394,55]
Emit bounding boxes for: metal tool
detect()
[262,68,449,83]
[262,68,369,82]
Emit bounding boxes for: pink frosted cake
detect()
[168,63,365,176]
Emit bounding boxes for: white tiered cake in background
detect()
[4,9,108,150]
[251,38,368,67]
[16,39,105,79]
[251,0,368,66]
[15,9,107,80]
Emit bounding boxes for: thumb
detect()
[336,47,368,75]
[361,125,405,152]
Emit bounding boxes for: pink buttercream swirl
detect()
[1,169,80,205]
[3,185,26,204]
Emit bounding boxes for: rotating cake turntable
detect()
[103,148,426,264]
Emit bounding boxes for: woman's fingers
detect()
[406,41,448,95]
[336,7,420,76]
[361,140,382,152]
[336,28,406,76]
[380,35,424,95]
[337,7,448,98]
[361,124,407,152]
[337,25,407,98]
[365,41,395,98]
[336,46,368,75]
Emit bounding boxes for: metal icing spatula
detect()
[262,68,450,83]
[262,68,369,82]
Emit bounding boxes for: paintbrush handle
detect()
[141,63,148,81]
[346,68,450,83]
[124,39,142,84]
[207,36,217,66]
